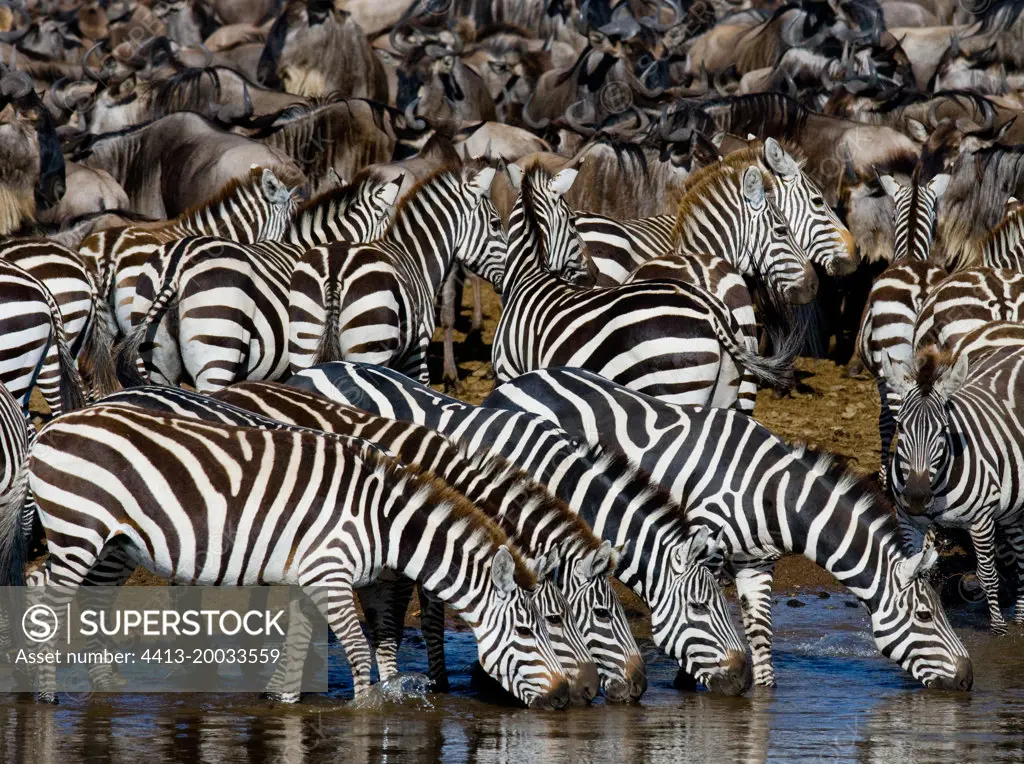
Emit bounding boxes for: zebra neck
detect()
[383,200,460,290]
[504,207,550,297]
[173,194,249,238]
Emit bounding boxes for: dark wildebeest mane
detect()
[973,0,1024,35]
[702,93,811,139]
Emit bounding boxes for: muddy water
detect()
[1,596,1022,764]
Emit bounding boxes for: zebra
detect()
[79,166,301,337]
[981,199,1024,271]
[479,366,975,691]
[95,381,632,704]
[0,260,87,417]
[491,162,797,408]
[883,322,1024,634]
[577,139,855,288]
[854,170,952,485]
[287,164,507,382]
[913,267,1024,352]
[0,381,28,498]
[0,238,118,397]
[1,405,573,708]
[288,361,753,696]
[113,173,402,392]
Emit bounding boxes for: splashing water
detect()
[348,673,435,710]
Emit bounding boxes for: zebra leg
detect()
[35,335,65,417]
[357,575,414,682]
[440,271,462,394]
[897,508,927,556]
[264,596,315,704]
[80,548,134,692]
[970,517,1008,635]
[418,583,450,693]
[471,275,483,333]
[876,378,896,490]
[734,563,777,687]
[1005,525,1024,624]
[306,578,376,698]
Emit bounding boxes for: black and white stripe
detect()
[480,366,974,691]
[913,268,1024,352]
[0,260,87,416]
[288,361,752,695]
[884,322,1024,635]
[2,405,572,708]
[878,172,950,264]
[287,165,507,381]
[492,164,795,408]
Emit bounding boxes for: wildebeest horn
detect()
[81,39,108,83]
[403,97,426,130]
[565,99,596,136]
[948,32,960,59]
[637,0,683,32]
[241,81,253,118]
[0,5,29,43]
[926,100,941,129]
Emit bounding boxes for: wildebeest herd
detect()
[0,0,1022,709]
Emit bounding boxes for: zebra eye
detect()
[545,614,563,627]
[811,196,825,207]
[593,608,612,620]
[690,602,710,615]
[916,609,933,622]
[515,626,534,638]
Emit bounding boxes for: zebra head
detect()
[878,172,951,262]
[477,545,572,709]
[873,531,973,690]
[560,541,646,702]
[451,165,509,291]
[529,551,601,704]
[350,173,402,241]
[649,527,750,695]
[507,163,596,287]
[737,165,818,307]
[252,166,300,240]
[882,350,968,517]
[762,139,857,277]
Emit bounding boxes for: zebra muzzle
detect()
[530,676,571,710]
[703,649,752,696]
[570,660,600,705]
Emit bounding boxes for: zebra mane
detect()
[911,346,956,397]
[454,440,603,555]
[295,166,384,215]
[673,160,773,239]
[370,450,539,588]
[390,163,465,221]
[787,442,901,537]
[980,197,1024,250]
[172,167,273,224]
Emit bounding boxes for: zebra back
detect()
[879,170,950,263]
[913,267,1024,351]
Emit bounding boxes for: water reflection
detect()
[0,600,1022,764]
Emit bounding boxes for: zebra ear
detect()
[741,166,766,210]
[928,173,950,199]
[507,163,523,190]
[763,138,798,179]
[529,552,559,581]
[582,540,617,580]
[935,352,969,403]
[260,168,290,204]
[492,545,517,594]
[673,526,713,573]
[878,175,900,199]
[897,528,939,587]
[467,167,497,201]
[376,179,402,207]
[548,168,579,198]
[879,352,913,403]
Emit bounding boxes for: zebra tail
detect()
[0,454,31,586]
[312,259,345,366]
[716,309,804,389]
[78,286,120,398]
[113,264,181,388]
[39,283,88,414]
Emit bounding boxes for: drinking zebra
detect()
[113,173,402,391]
[854,170,951,485]
[79,166,301,336]
[288,361,752,695]
[287,164,507,381]
[480,367,974,691]
[96,381,635,703]
[1,406,572,708]
[578,138,855,288]
[0,239,117,397]
[0,260,87,417]
[913,268,1024,351]
[491,162,796,408]
[883,322,1024,634]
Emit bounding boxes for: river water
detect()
[1,595,1022,763]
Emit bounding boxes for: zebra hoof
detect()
[35,692,58,705]
[261,691,301,704]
